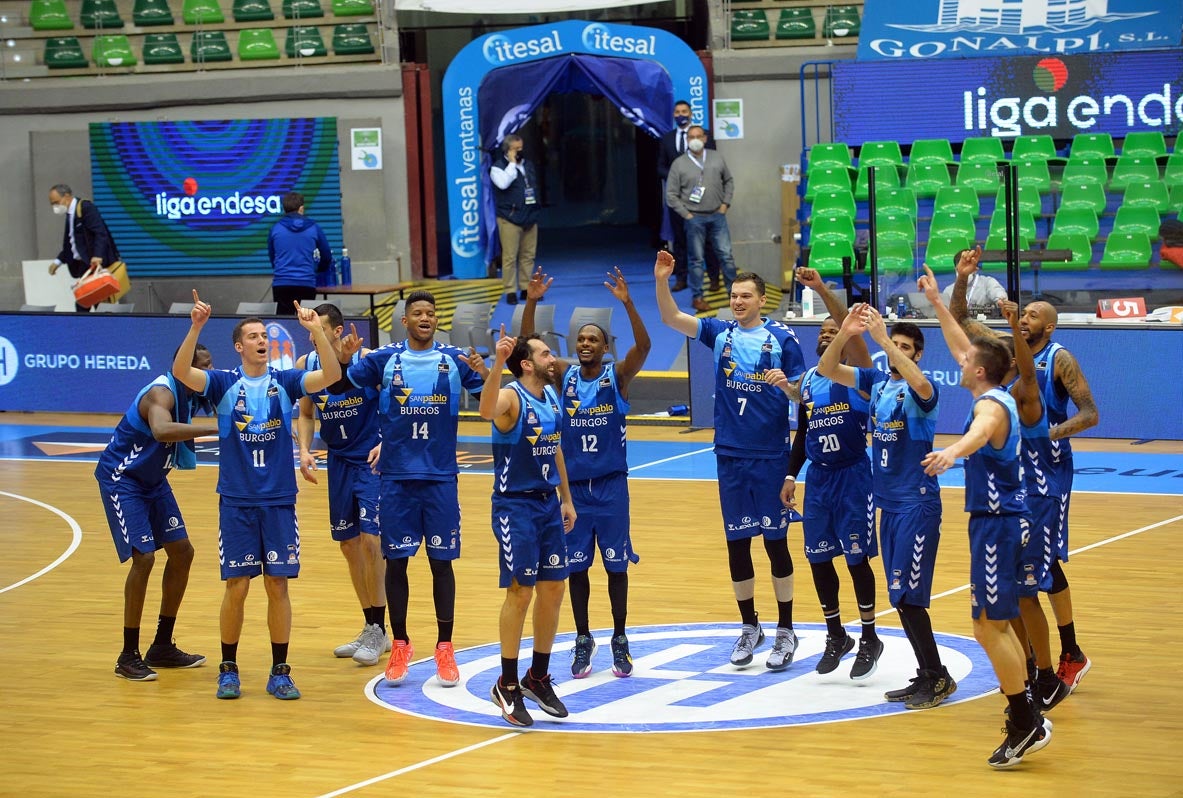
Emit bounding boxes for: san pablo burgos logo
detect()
[870,0,1163,59]
[367,622,997,733]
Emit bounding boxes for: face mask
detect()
[674,115,690,127]
[687,139,705,153]
[53,204,67,216]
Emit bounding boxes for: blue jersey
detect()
[348,341,484,480]
[492,382,562,494]
[1033,341,1072,460]
[560,363,629,481]
[963,387,1027,516]
[1007,377,1062,499]
[800,366,869,468]
[857,368,941,512]
[95,374,199,488]
[698,317,806,458]
[203,366,308,506]
[307,350,380,464]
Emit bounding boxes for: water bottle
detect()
[339,247,352,286]
[667,404,689,416]
[896,296,906,319]
[800,287,816,318]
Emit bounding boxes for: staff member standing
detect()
[268,191,333,316]
[490,135,540,306]
[48,183,120,312]
[657,102,721,295]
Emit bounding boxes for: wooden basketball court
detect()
[1,416,1180,796]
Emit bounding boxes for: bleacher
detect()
[798,132,1183,279]
[729,1,863,48]
[0,0,381,77]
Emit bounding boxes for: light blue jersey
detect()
[95,374,200,487]
[800,366,870,468]
[307,350,380,464]
[492,382,562,494]
[560,363,629,481]
[857,368,941,512]
[963,388,1027,516]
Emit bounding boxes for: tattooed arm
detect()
[1051,348,1099,440]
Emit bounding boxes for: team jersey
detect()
[95,374,199,488]
[1007,376,1061,499]
[963,387,1027,516]
[1032,341,1072,461]
[492,382,562,494]
[348,341,484,480]
[856,368,941,512]
[307,350,380,464]
[800,366,869,468]
[559,363,629,481]
[203,366,308,505]
[698,316,806,458]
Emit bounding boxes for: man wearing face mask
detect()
[490,135,540,306]
[48,183,121,312]
[657,102,721,295]
[666,126,739,313]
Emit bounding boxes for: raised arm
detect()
[605,266,652,393]
[654,250,699,337]
[948,246,979,325]
[922,399,1007,475]
[296,302,342,393]
[1002,300,1041,426]
[1050,348,1099,440]
[798,266,872,368]
[172,289,211,393]
[520,268,567,385]
[864,305,933,401]
[142,386,217,443]
[921,264,974,365]
[817,305,866,388]
[479,326,520,432]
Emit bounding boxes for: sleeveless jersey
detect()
[963,387,1027,516]
[347,341,485,480]
[1007,377,1061,499]
[95,374,196,488]
[307,350,380,464]
[204,366,307,505]
[492,382,562,494]
[800,366,869,468]
[1032,341,1072,461]
[856,368,941,512]
[698,317,806,458]
[559,363,629,481]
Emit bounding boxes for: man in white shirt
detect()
[490,135,540,306]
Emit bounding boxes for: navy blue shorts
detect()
[567,472,638,574]
[968,514,1022,621]
[802,459,876,564]
[326,456,380,542]
[97,476,188,563]
[879,503,942,608]
[717,453,791,542]
[1018,495,1057,597]
[218,500,300,580]
[492,492,568,588]
[380,478,461,561]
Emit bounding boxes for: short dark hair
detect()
[404,289,436,309]
[890,321,925,353]
[971,335,1011,384]
[507,333,544,378]
[576,323,610,345]
[674,99,691,110]
[314,302,343,329]
[172,342,210,364]
[282,191,304,213]
[232,317,265,344]
[732,271,766,297]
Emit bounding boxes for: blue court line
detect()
[2,425,1180,496]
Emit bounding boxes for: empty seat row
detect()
[44,23,372,66]
[29,0,373,30]
[732,5,860,42]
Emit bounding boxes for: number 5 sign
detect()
[1097,297,1147,319]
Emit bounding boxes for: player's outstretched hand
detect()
[999,299,1019,330]
[191,289,212,327]
[293,300,320,331]
[862,304,888,342]
[795,267,824,291]
[921,448,956,476]
[493,323,515,362]
[340,323,364,357]
[918,265,941,305]
[839,302,870,336]
[604,266,630,303]
[955,245,983,278]
[526,268,552,302]
[463,346,488,375]
[654,250,675,280]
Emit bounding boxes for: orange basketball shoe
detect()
[434,642,460,687]
[384,640,414,685]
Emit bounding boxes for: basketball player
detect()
[295,304,388,667]
[480,331,577,727]
[172,291,342,700]
[656,254,806,671]
[520,265,652,680]
[340,290,488,687]
[98,345,217,681]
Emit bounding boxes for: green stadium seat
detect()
[1164,153,1183,191]
[1044,231,1092,271]
[1099,232,1152,270]
[190,29,232,62]
[1015,159,1053,194]
[1170,184,1183,214]
[79,0,124,28]
[906,162,951,198]
[803,167,852,201]
[238,27,280,59]
[807,239,855,277]
[960,137,1006,164]
[1109,155,1160,192]
[1121,181,1171,212]
[142,32,184,64]
[923,235,973,273]
[934,185,980,216]
[822,5,860,38]
[182,0,224,23]
[930,209,976,240]
[807,143,851,174]
[908,139,954,165]
[1062,156,1109,186]
[44,36,88,68]
[1012,135,1058,162]
[809,190,856,221]
[731,9,769,41]
[1070,132,1114,160]
[956,161,1001,195]
[283,0,324,16]
[775,7,816,39]
[92,34,136,66]
[286,25,327,56]
[874,212,916,243]
[133,0,174,25]
[30,0,74,30]
[995,185,1043,217]
[858,141,903,167]
[331,0,372,15]
[1121,131,1166,158]
[332,22,373,54]
[982,234,1029,270]
[877,187,917,219]
[809,214,856,244]
[1053,206,1099,240]
[233,0,274,20]
[875,239,914,275]
[854,162,901,202]
[1059,182,1106,214]
[988,208,1037,242]
[1112,205,1159,237]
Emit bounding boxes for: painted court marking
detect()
[0,491,84,595]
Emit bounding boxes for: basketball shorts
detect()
[492,492,568,588]
[879,502,942,608]
[717,453,791,542]
[1051,452,1073,561]
[802,459,876,565]
[97,476,188,563]
[327,456,380,542]
[380,478,461,561]
[1018,495,1057,597]
[567,472,638,574]
[968,513,1022,621]
[218,500,300,580]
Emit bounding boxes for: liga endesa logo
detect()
[963,57,1182,137]
[153,177,283,220]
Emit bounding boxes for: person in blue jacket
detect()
[268,191,333,315]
